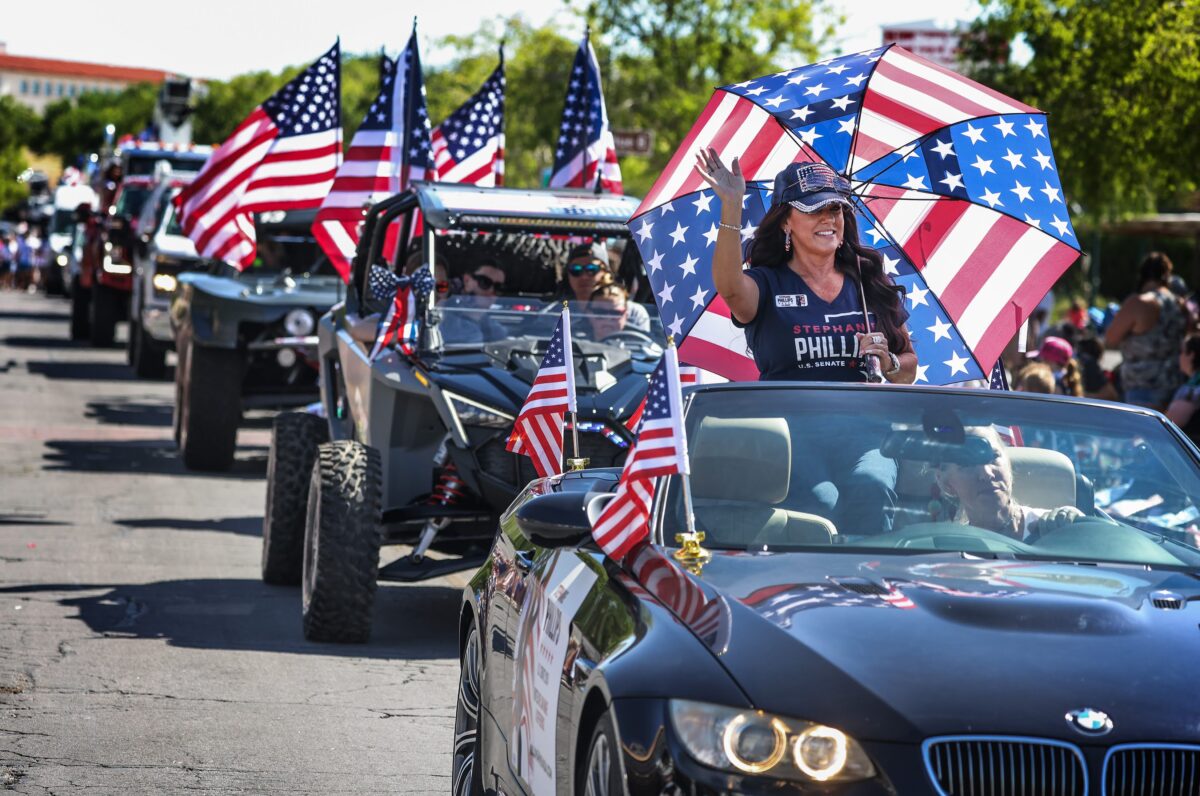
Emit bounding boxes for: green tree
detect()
[963,0,1200,219]
[0,145,30,210]
[37,83,158,163]
[0,96,40,150]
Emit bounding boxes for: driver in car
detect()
[440,261,508,343]
[934,427,1084,541]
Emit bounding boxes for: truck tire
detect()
[70,284,91,341]
[301,441,382,643]
[89,283,121,348]
[178,342,245,471]
[262,412,329,585]
[130,320,167,380]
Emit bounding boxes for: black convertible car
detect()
[457,383,1200,795]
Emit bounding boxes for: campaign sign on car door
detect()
[511,551,598,795]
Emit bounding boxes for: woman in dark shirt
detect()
[693,151,917,535]
[696,150,917,384]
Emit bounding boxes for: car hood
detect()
[658,549,1200,743]
[179,272,343,307]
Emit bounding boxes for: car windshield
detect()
[435,296,663,351]
[659,388,1200,568]
[244,232,337,276]
[115,185,151,219]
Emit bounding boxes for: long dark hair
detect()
[746,204,908,352]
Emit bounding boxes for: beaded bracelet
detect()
[717,222,741,232]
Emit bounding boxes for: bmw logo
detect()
[1065,708,1113,736]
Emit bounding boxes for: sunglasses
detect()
[590,304,627,318]
[471,273,504,291]
[568,263,604,276]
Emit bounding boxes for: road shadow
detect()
[0,579,459,659]
[26,360,136,382]
[85,399,173,428]
[2,336,82,350]
[0,309,69,323]
[0,512,64,527]
[115,516,261,537]
[43,438,268,480]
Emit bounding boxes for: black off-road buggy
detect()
[260,182,661,642]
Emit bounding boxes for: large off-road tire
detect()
[301,441,382,643]
[452,622,485,796]
[177,341,245,471]
[89,283,121,348]
[70,284,91,341]
[262,412,329,585]
[130,320,167,379]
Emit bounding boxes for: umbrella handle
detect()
[856,257,884,383]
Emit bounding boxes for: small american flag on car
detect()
[506,307,577,479]
[591,344,689,560]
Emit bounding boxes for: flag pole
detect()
[668,336,705,564]
[670,337,698,538]
[565,300,583,470]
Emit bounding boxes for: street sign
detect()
[613,129,654,155]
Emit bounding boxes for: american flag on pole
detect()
[549,32,622,194]
[592,345,689,560]
[505,308,577,479]
[629,44,1079,385]
[313,30,434,280]
[624,365,725,431]
[176,42,341,268]
[431,56,505,185]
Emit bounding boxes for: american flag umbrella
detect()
[629,45,1080,384]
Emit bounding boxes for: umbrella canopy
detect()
[629,45,1080,384]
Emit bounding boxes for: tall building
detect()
[0,43,170,113]
[881,20,967,69]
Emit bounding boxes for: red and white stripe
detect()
[369,283,419,360]
[635,92,819,217]
[851,46,1038,174]
[551,130,623,195]
[314,128,405,282]
[506,310,577,479]
[592,347,689,560]
[857,183,1078,371]
[178,109,340,269]
[628,543,709,623]
[431,129,504,186]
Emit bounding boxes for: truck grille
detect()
[925,737,1086,796]
[1104,745,1200,796]
[477,430,628,487]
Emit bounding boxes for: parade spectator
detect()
[1166,335,1200,445]
[13,226,34,291]
[1075,334,1119,401]
[1105,252,1186,409]
[1013,361,1055,394]
[0,230,13,289]
[1027,336,1083,397]
[1066,296,1089,331]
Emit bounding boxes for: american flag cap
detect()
[629,44,1081,387]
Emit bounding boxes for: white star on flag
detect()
[908,285,930,307]
[1050,216,1072,237]
[804,83,828,96]
[939,171,965,192]
[692,193,714,213]
[1001,149,1025,169]
[668,221,689,245]
[645,250,664,272]
[690,286,709,309]
[1032,150,1054,170]
[902,173,927,190]
[931,138,955,159]
[993,117,1016,138]
[702,223,719,246]
[944,351,970,376]
[882,253,900,275]
[830,95,855,112]
[1040,182,1062,203]
[981,188,1004,208]
[658,282,675,305]
[1024,119,1045,138]
[914,364,930,383]
[1010,181,1033,202]
[636,220,654,242]
[679,253,699,277]
[971,155,995,176]
[928,317,953,341]
[963,123,986,144]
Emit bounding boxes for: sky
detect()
[2,0,983,80]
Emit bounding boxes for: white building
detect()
[0,43,170,114]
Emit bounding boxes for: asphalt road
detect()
[0,290,462,794]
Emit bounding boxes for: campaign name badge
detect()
[776,294,808,308]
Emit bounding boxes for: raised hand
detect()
[694,147,745,210]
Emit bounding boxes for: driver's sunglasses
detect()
[472,273,504,291]
[568,263,604,276]
[591,304,627,318]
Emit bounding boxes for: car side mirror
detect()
[516,491,595,549]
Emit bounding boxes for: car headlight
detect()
[669,700,875,783]
[56,253,68,267]
[152,273,178,294]
[444,391,513,430]
[284,308,316,337]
